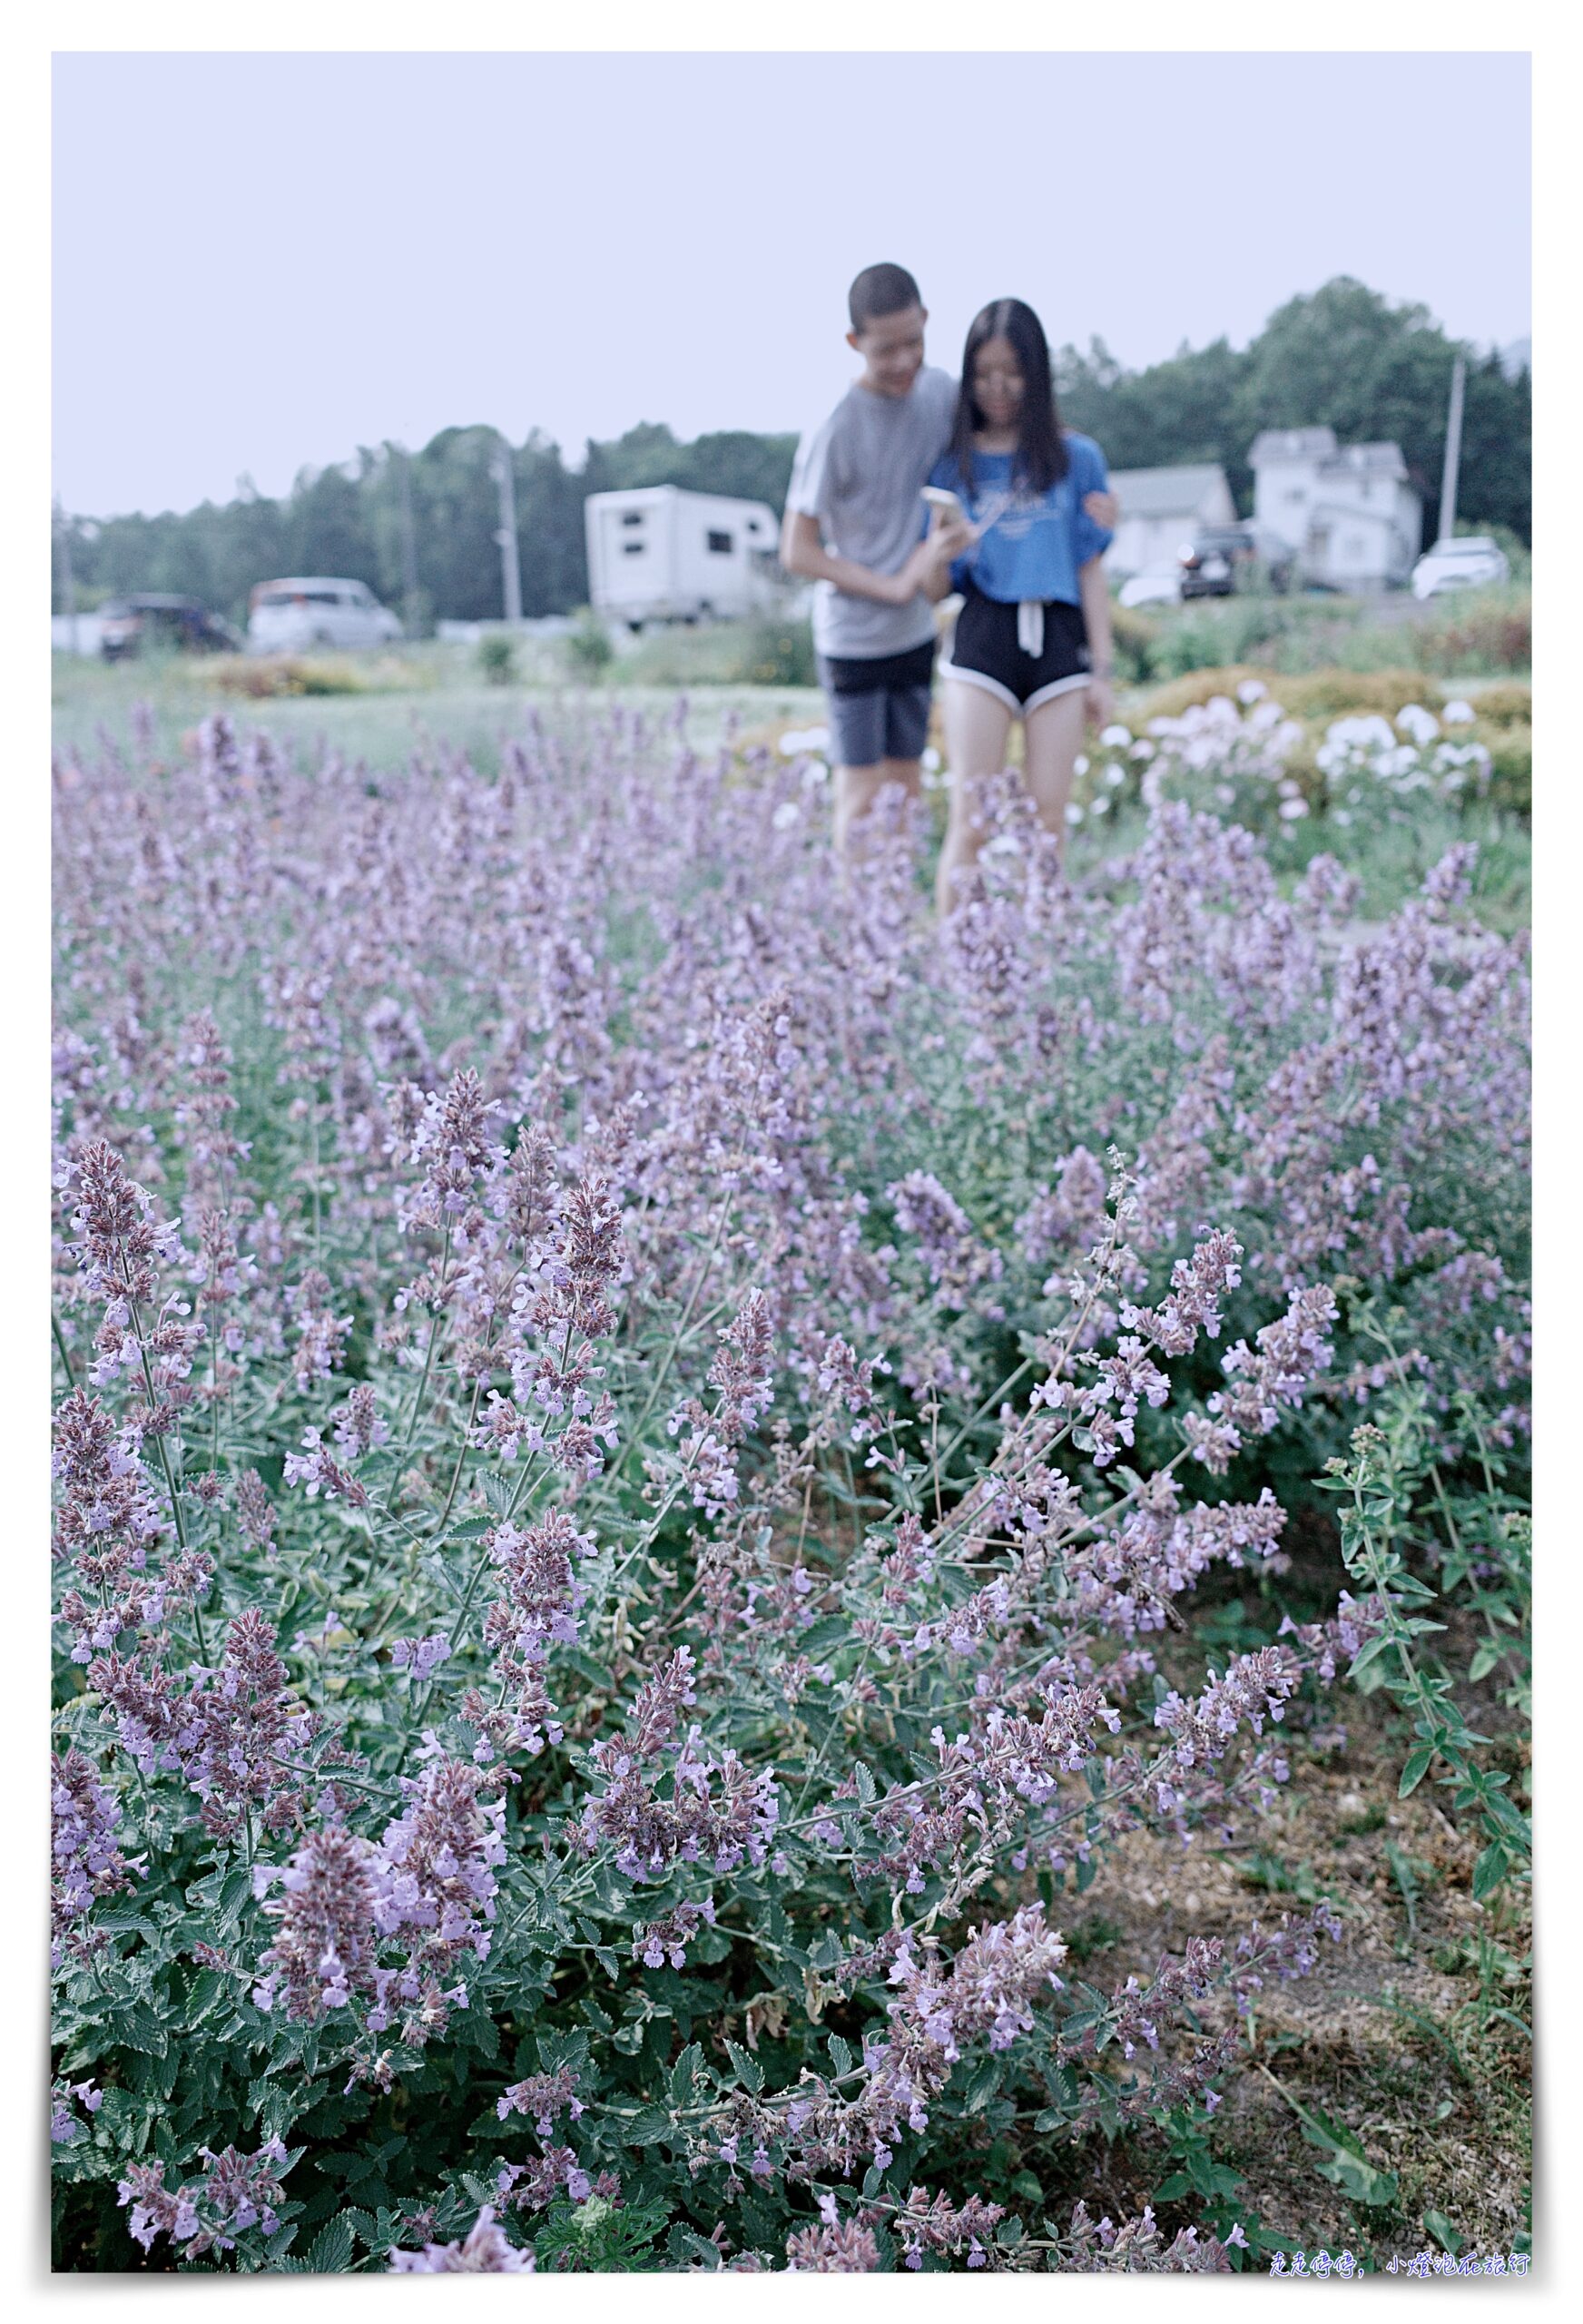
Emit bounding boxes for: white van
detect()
[585,487,786,629]
[248,577,403,654]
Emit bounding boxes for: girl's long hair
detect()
[949,297,1068,495]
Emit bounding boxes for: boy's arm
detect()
[781,510,950,606]
[1077,554,1116,727]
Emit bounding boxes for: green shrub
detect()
[737,620,816,688]
[477,634,516,686]
[1410,588,1530,677]
[565,609,615,680]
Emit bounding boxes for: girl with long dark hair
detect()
[928,298,1116,911]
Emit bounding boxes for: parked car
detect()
[98,594,241,661]
[1178,524,1265,599]
[1410,537,1511,602]
[247,577,403,653]
[1117,568,1183,609]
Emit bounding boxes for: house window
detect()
[623,541,644,556]
[706,530,733,554]
[621,512,644,527]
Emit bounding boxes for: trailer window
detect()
[621,511,644,527]
[706,530,733,554]
[623,541,644,556]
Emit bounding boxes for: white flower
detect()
[1105,763,1127,788]
[921,746,941,772]
[778,726,830,756]
[1442,699,1477,724]
[1332,807,1352,826]
[1100,724,1132,748]
[1278,797,1309,821]
[772,800,801,830]
[1324,714,1396,752]
[1074,753,1089,775]
[1089,793,1109,814]
[1065,803,1085,825]
[1395,703,1440,744]
[1236,678,1268,704]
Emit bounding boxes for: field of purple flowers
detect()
[51,693,1530,2272]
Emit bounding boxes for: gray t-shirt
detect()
[785,365,958,659]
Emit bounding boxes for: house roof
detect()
[1109,463,1230,517]
[1318,442,1409,480]
[1250,427,1338,465]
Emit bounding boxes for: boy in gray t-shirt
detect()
[782,263,969,852]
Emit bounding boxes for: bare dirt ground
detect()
[1049,1610,1531,2268]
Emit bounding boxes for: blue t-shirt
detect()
[927,431,1113,606]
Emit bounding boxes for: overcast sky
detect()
[53,49,1531,517]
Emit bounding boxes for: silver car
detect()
[247,577,403,653]
[1411,538,1511,601]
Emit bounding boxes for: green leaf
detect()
[724,2039,763,2094]
[827,2033,853,2079]
[1471,1843,1509,1901]
[1398,1746,1434,1797]
[1423,2211,1460,2255]
[961,2056,1001,2113]
[851,1759,877,1804]
[796,1616,850,1660]
[1268,2078,1399,2208]
[669,2042,703,2106]
[306,2216,356,2274]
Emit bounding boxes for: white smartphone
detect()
[922,485,967,523]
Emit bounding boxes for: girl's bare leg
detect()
[1021,687,1088,862]
[937,683,1014,914]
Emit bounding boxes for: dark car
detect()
[1176,526,1258,600]
[1178,525,1297,598]
[99,595,241,661]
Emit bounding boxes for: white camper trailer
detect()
[585,486,784,628]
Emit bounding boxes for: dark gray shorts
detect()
[817,639,935,769]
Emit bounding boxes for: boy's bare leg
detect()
[834,758,922,857]
[936,684,1013,913]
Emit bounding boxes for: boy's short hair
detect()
[848,262,922,332]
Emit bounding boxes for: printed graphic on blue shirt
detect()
[929,432,1113,609]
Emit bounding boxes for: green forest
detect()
[55,280,1529,627]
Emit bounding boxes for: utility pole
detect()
[490,435,524,625]
[1437,355,1467,546]
[54,497,80,655]
[397,447,422,637]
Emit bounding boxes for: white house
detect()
[1104,463,1237,579]
[585,486,784,627]
[1250,427,1422,591]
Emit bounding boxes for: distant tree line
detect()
[54,280,1527,625]
[1053,277,1529,542]
[53,423,801,630]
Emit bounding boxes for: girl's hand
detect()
[894,520,971,600]
[1084,488,1120,530]
[1085,675,1115,730]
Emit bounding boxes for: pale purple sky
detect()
[53,50,1531,517]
